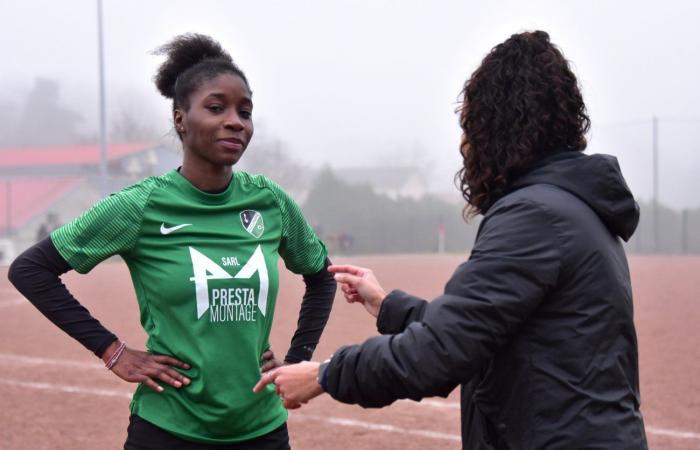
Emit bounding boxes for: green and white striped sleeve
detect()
[270,183,327,275]
[51,183,150,273]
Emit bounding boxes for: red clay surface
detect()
[1,254,699,449]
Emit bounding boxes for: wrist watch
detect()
[317,357,332,391]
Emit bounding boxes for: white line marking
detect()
[291,413,461,441]
[0,379,131,399]
[399,398,460,409]
[646,426,700,440]
[0,377,458,442]
[0,298,26,308]
[400,400,700,441]
[0,353,102,370]
[0,361,698,442]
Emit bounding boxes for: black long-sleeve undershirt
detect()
[8,238,336,362]
[285,257,336,363]
[7,237,117,357]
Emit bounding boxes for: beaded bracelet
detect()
[105,341,127,370]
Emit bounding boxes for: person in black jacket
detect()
[254,30,648,449]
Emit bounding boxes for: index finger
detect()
[253,370,278,393]
[328,264,367,276]
[152,355,191,370]
[333,273,363,287]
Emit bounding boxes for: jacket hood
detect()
[506,151,639,241]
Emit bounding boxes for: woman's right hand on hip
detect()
[102,342,191,393]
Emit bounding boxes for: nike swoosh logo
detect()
[160,223,192,235]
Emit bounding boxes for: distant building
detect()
[0,143,180,257]
[333,166,428,200]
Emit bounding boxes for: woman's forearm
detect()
[7,237,118,357]
[284,258,336,363]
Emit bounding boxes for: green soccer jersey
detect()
[51,169,327,443]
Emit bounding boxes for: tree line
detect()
[302,168,479,255]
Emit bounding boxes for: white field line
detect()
[0,377,460,442]
[0,298,27,308]
[645,426,700,440]
[1,355,698,442]
[290,413,461,441]
[399,400,700,441]
[399,398,460,409]
[0,353,102,370]
[0,378,131,399]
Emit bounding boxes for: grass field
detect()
[1,254,699,449]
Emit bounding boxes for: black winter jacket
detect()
[323,152,648,449]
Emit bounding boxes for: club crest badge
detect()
[240,210,264,238]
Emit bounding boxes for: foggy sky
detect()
[2,0,699,208]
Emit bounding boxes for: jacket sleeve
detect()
[376,290,429,335]
[323,200,562,407]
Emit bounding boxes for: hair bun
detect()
[153,33,232,99]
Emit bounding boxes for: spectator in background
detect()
[35,212,60,241]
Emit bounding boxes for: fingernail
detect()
[157,386,164,392]
[174,381,182,387]
[183,378,191,385]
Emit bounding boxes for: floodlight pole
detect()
[97,0,108,198]
[652,116,659,253]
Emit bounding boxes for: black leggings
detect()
[124,415,291,450]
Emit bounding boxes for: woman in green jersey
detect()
[8,34,336,449]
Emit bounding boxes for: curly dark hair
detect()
[153,33,249,113]
[456,30,590,217]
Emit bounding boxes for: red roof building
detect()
[0,143,156,240]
